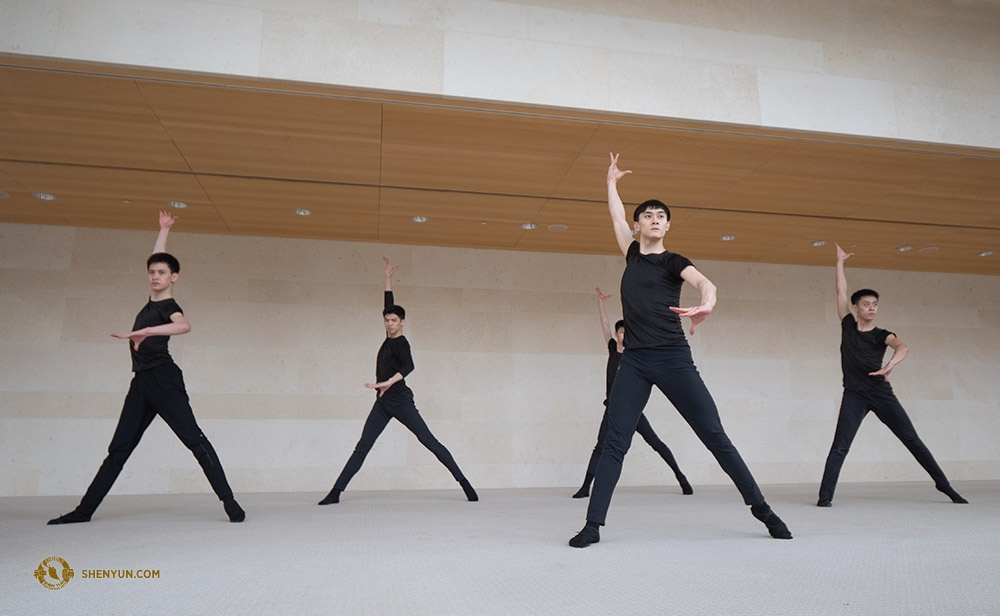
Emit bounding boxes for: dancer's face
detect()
[615,326,625,346]
[854,296,878,322]
[383,313,404,338]
[633,209,670,240]
[148,262,178,293]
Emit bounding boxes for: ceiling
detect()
[2,53,999,275]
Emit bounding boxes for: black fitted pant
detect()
[585,405,685,479]
[78,363,235,516]
[333,390,466,491]
[818,388,951,502]
[587,346,765,526]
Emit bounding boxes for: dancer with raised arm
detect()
[572,287,692,499]
[48,211,245,525]
[817,244,967,507]
[319,257,478,505]
[568,153,792,547]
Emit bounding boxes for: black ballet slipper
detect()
[47,509,92,525]
[817,499,832,507]
[937,484,968,504]
[751,503,793,539]
[568,524,601,548]
[460,478,479,502]
[571,486,590,499]
[318,488,341,505]
[678,475,694,495]
[224,498,246,523]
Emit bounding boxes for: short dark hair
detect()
[383,304,406,320]
[633,199,671,222]
[148,252,180,274]
[614,319,625,332]
[850,288,879,305]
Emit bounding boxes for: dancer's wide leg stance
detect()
[319,258,477,505]
[568,153,791,547]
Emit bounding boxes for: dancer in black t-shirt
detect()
[817,244,967,507]
[572,287,692,498]
[568,153,791,547]
[48,211,245,525]
[319,258,477,505]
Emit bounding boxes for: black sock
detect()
[460,478,478,502]
[678,475,693,495]
[937,484,968,504]
[751,502,793,539]
[47,508,92,525]
[318,488,341,505]
[569,522,601,548]
[224,498,246,523]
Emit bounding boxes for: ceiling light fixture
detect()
[521,223,537,230]
[896,245,913,252]
[410,215,428,223]
[721,235,736,241]
[294,209,311,216]
[547,224,568,232]
[32,192,56,201]
[167,200,187,209]
[811,240,827,247]
[480,221,488,225]
[978,250,995,257]
[918,247,938,254]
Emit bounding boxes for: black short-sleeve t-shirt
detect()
[620,241,693,349]
[840,313,894,391]
[129,298,183,372]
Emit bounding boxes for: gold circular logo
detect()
[34,556,74,590]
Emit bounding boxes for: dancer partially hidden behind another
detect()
[319,257,478,505]
[817,244,967,507]
[568,153,792,548]
[572,287,692,499]
[49,211,245,525]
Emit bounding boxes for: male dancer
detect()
[572,287,692,498]
[817,244,967,507]
[568,153,791,547]
[319,257,478,505]
[49,211,245,525]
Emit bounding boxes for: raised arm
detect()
[596,287,614,342]
[607,152,634,256]
[154,210,177,254]
[383,256,400,309]
[835,244,854,320]
[670,265,718,335]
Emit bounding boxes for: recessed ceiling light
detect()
[547,224,568,232]
[480,221,488,225]
[896,246,913,252]
[521,223,537,230]
[811,240,827,247]
[294,208,311,216]
[410,215,428,223]
[978,250,995,257]
[720,235,736,241]
[167,200,187,209]
[122,199,131,205]
[32,192,56,201]
[918,247,938,254]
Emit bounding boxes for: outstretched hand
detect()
[111,329,149,351]
[669,305,712,335]
[383,257,399,279]
[836,243,853,263]
[365,381,391,397]
[608,152,632,184]
[868,365,893,381]
[596,287,612,303]
[159,210,177,230]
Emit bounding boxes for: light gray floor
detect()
[3,481,997,615]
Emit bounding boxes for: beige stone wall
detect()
[2,221,998,497]
[3,0,999,147]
